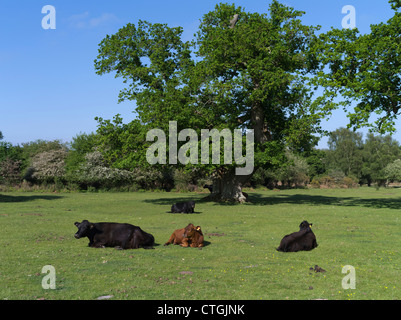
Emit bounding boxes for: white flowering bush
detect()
[75,151,134,188]
[30,149,68,183]
[384,159,401,182]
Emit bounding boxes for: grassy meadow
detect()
[1,187,400,300]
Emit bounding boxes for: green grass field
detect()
[1,187,400,300]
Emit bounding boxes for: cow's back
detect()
[277,229,317,252]
[130,227,155,249]
[304,230,318,250]
[92,222,153,249]
[92,223,135,248]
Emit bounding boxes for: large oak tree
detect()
[94,1,332,202]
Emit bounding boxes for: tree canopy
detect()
[94,1,329,201]
[92,0,401,201]
[312,1,401,134]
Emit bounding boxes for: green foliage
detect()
[310,173,359,189]
[278,151,310,187]
[0,157,22,185]
[94,0,326,184]
[323,128,401,186]
[326,128,363,177]
[390,0,401,10]
[0,141,22,164]
[195,1,323,155]
[94,21,195,131]
[65,132,98,173]
[4,1,401,192]
[304,149,327,178]
[312,0,401,134]
[360,133,401,184]
[384,159,401,181]
[0,142,24,185]
[250,150,311,188]
[95,115,147,171]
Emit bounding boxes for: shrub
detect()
[30,149,68,184]
[173,168,194,192]
[310,178,320,188]
[0,157,22,185]
[74,151,134,189]
[384,159,401,182]
[342,176,359,188]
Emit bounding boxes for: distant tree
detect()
[326,128,363,177]
[0,131,3,140]
[304,148,327,179]
[65,132,98,173]
[0,141,22,164]
[94,115,147,171]
[360,133,401,185]
[278,150,310,187]
[384,159,401,182]
[0,157,22,185]
[0,141,23,185]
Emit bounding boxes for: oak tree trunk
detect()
[204,168,251,203]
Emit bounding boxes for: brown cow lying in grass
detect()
[164,223,204,248]
[185,225,204,248]
[276,220,318,252]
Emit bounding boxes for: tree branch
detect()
[229,14,239,29]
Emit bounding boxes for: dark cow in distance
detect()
[74,220,154,249]
[276,221,318,252]
[171,201,195,213]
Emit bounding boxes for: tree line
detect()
[2,0,401,199]
[1,126,401,191]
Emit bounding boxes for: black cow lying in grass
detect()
[74,220,154,249]
[276,220,318,252]
[171,201,195,213]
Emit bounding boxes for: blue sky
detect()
[0,1,396,148]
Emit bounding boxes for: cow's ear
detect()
[74,222,80,227]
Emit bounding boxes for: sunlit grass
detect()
[1,187,400,300]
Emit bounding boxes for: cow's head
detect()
[74,220,94,239]
[183,223,195,238]
[194,225,203,235]
[299,220,312,230]
[184,224,203,238]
